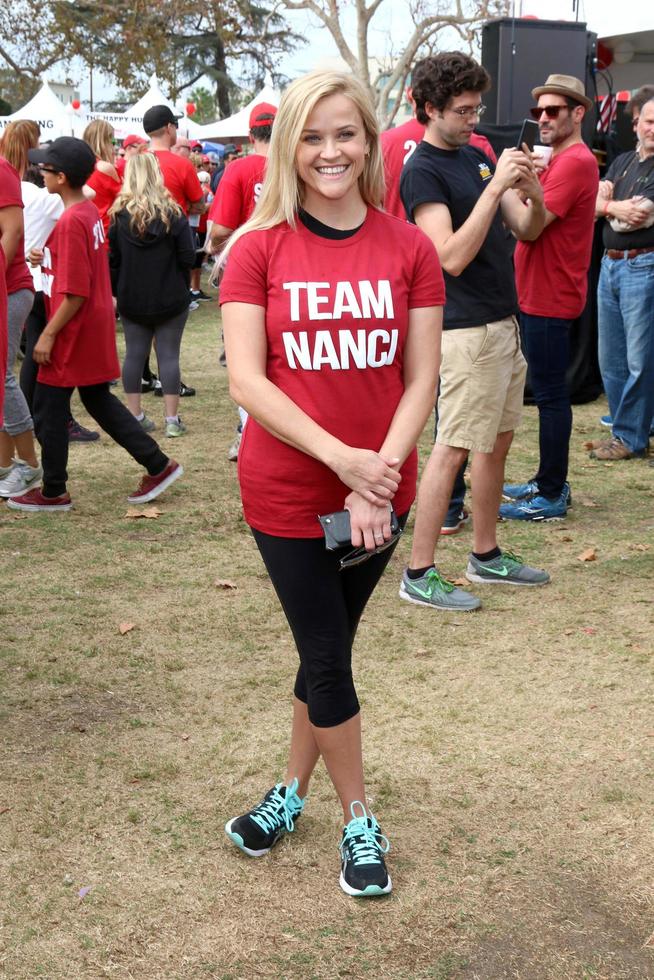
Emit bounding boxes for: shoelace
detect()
[499,549,522,567]
[251,777,301,834]
[424,567,455,595]
[341,801,390,867]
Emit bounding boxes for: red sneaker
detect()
[7,488,73,512]
[127,459,183,504]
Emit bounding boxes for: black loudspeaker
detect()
[482,18,597,132]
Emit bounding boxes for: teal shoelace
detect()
[341,801,390,866]
[423,567,455,595]
[251,778,302,834]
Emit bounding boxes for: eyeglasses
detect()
[339,529,402,570]
[530,105,570,120]
[446,104,486,119]
[38,165,59,174]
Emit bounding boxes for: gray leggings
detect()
[121,311,188,396]
[2,289,35,436]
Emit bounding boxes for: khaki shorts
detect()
[436,317,527,453]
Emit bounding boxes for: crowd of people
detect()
[0,52,652,899]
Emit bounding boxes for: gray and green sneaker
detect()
[466,550,550,586]
[165,417,187,438]
[399,566,481,611]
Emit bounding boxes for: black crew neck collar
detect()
[298,207,365,240]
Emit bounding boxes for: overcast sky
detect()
[81,0,648,107]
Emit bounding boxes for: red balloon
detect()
[71,99,81,110]
[186,102,196,115]
[596,41,613,69]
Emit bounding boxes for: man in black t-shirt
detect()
[398,52,550,614]
[589,95,654,461]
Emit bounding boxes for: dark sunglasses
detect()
[530,105,570,120]
[38,165,60,174]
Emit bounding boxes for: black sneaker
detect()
[154,381,196,398]
[191,289,211,301]
[141,374,159,393]
[225,779,304,857]
[339,802,392,897]
[67,418,100,442]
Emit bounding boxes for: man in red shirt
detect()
[207,102,277,459]
[501,74,598,521]
[207,102,277,252]
[143,106,204,216]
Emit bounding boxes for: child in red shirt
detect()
[8,137,182,512]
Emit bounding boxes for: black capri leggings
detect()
[121,311,188,396]
[252,512,408,729]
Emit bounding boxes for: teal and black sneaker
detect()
[225,779,304,857]
[339,802,392,898]
[399,566,481,611]
[499,484,570,522]
[466,550,550,586]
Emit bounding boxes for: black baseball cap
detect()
[142,105,181,134]
[28,137,96,183]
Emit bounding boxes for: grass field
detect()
[1,296,653,980]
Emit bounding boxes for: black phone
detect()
[517,119,539,152]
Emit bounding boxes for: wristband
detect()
[603,201,611,217]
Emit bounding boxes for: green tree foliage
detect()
[0,0,301,119]
[188,86,216,125]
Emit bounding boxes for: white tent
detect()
[0,80,74,139]
[191,85,281,141]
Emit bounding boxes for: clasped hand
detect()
[344,491,393,551]
[333,447,401,505]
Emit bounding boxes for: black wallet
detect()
[318,508,401,569]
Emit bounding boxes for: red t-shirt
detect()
[220,206,445,537]
[39,200,120,387]
[208,153,266,229]
[152,150,203,215]
[0,157,34,295]
[116,157,126,179]
[381,119,497,219]
[514,143,599,319]
[86,165,121,235]
[0,248,6,425]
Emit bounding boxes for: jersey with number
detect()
[207,152,266,230]
[219,205,445,536]
[381,118,497,219]
[39,200,120,387]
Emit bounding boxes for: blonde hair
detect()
[110,152,182,236]
[0,119,40,176]
[83,119,115,164]
[220,70,384,264]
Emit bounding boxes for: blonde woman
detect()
[82,119,121,234]
[108,153,195,437]
[220,70,445,897]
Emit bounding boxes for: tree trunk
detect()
[212,35,231,118]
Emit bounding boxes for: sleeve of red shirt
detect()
[183,159,203,205]
[408,228,446,308]
[542,152,587,220]
[56,212,92,298]
[207,168,242,230]
[0,159,22,208]
[219,232,268,306]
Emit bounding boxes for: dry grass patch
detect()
[1,297,653,979]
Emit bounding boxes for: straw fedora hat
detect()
[531,74,592,111]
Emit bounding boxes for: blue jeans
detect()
[597,252,654,454]
[520,313,572,498]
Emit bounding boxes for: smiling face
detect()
[295,93,368,212]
